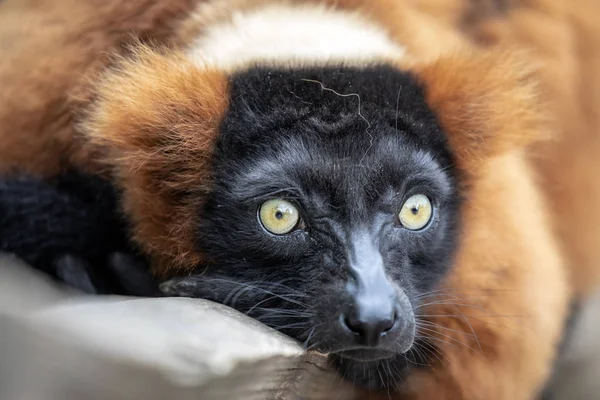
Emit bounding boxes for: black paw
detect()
[53,252,159,297]
[55,254,98,294]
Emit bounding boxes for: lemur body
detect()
[1,0,599,398]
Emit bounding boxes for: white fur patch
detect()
[186,3,405,71]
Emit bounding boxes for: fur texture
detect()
[0,0,596,398]
[0,0,199,176]
[185,2,406,70]
[162,65,461,390]
[467,0,600,297]
[0,171,137,294]
[81,46,229,273]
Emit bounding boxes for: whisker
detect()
[417,332,474,354]
[225,285,253,308]
[451,304,484,354]
[416,326,482,355]
[415,300,507,312]
[207,277,308,296]
[254,307,312,316]
[306,339,324,352]
[404,347,432,368]
[303,327,316,349]
[392,362,406,387]
[385,360,401,392]
[268,322,310,331]
[415,340,447,367]
[412,287,516,300]
[415,302,527,325]
[256,314,312,322]
[417,313,531,336]
[407,345,425,368]
[377,363,391,399]
[206,278,310,309]
[416,320,479,338]
[417,313,526,320]
[246,295,309,316]
[415,293,502,304]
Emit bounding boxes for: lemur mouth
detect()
[333,348,396,362]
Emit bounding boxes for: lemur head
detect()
[186,64,461,364]
[81,3,544,391]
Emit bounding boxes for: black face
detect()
[162,65,461,391]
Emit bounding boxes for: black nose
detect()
[342,307,397,347]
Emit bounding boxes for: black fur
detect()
[163,65,461,391]
[0,64,461,393]
[0,171,152,295]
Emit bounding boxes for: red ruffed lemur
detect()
[1,0,599,398]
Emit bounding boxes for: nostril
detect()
[340,311,396,346]
[381,310,397,333]
[381,316,395,333]
[342,314,363,336]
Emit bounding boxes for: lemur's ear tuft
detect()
[80,44,229,275]
[412,47,548,178]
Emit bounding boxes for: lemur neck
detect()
[184,1,407,71]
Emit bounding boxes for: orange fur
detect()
[79,37,570,400]
[0,0,198,176]
[410,48,547,180]
[369,151,568,400]
[81,46,229,274]
[378,49,568,400]
[467,0,600,298]
[0,0,596,399]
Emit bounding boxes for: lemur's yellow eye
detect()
[259,199,300,235]
[399,194,432,230]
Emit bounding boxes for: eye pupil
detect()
[259,199,301,235]
[398,194,432,231]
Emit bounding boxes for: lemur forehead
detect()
[185,2,406,72]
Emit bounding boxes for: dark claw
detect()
[54,254,97,294]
